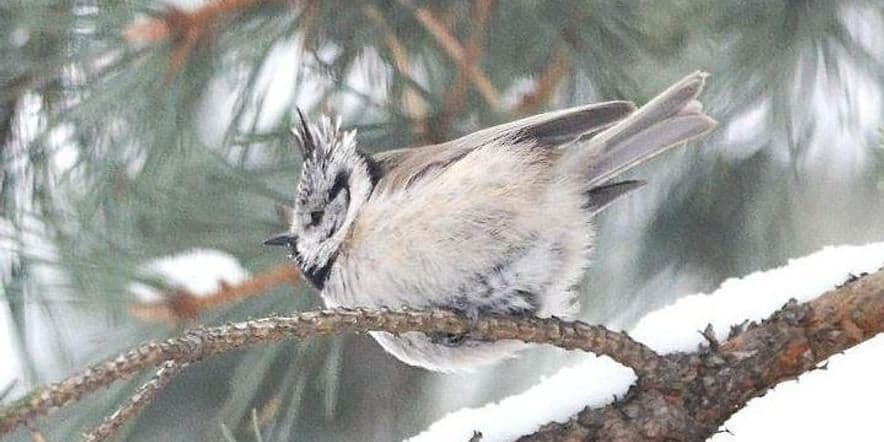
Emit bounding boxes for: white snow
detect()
[708,334,884,442]
[410,242,884,441]
[128,248,250,303]
[410,357,635,442]
[632,242,884,353]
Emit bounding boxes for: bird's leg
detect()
[428,298,482,346]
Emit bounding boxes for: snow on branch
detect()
[0,309,658,437]
[0,243,882,440]
[414,242,884,441]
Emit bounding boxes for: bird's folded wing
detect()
[372,101,636,190]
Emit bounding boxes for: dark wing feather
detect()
[372,101,637,184]
[586,180,646,214]
[507,101,636,147]
[576,72,717,188]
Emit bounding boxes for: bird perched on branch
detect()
[266,71,716,372]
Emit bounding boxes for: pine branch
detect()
[0,309,661,437]
[82,361,186,442]
[122,0,282,80]
[2,268,881,439]
[513,46,571,116]
[521,268,884,441]
[438,0,496,134]
[361,5,429,138]
[398,0,501,111]
[128,264,301,322]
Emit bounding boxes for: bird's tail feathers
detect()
[560,71,717,190]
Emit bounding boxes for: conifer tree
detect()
[1,1,882,440]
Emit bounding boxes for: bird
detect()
[265,71,717,372]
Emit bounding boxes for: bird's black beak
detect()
[263,233,294,247]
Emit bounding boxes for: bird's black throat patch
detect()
[289,242,337,290]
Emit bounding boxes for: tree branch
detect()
[0,310,660,436]
[398,0,501,111]
[3,268,881,440]
[512,46,571,116]
[521,268,884,441]
[439,0,495,134]
[82,361,186,442]
[128,264,300,322]
[122,0,283,80]
[361,5,429,139]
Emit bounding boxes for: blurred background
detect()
[1,0,883,440]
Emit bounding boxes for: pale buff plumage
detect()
[271,71,717,372]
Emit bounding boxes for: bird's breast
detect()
[322,143,594,317]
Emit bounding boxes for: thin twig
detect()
[361,5,428,137]
[513,46,571,116]
[128,264,301,322]
[0,310,662,436]
[0,381,16,403]
[398,0,500,110]
[122,0,280,80]
[440,0,495,132]
[82,361,186,442]
[3,267,884,440]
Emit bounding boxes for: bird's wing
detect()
[372,101,636,191]
[568,72,717,188]
[475,100,636,148]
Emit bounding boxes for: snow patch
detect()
[633,242,884,354]
[409,356,634,442]
[128,249,250,303]
[411,242,884,441]
[709,334,884,441]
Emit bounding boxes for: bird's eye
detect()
[309,211,323,227]
[329,171,349,201]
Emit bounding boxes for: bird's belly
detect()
[323,232,587,316]
[319,149,594,370]
[319,223,592,372]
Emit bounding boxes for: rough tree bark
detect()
[0,268,881,441]
[522,269,884,441]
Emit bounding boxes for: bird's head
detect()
[266,111,378,289]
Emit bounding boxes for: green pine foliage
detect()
[1,1,883,440]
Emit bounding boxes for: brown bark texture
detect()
[0,268,881,441]
[521,269,884,441]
